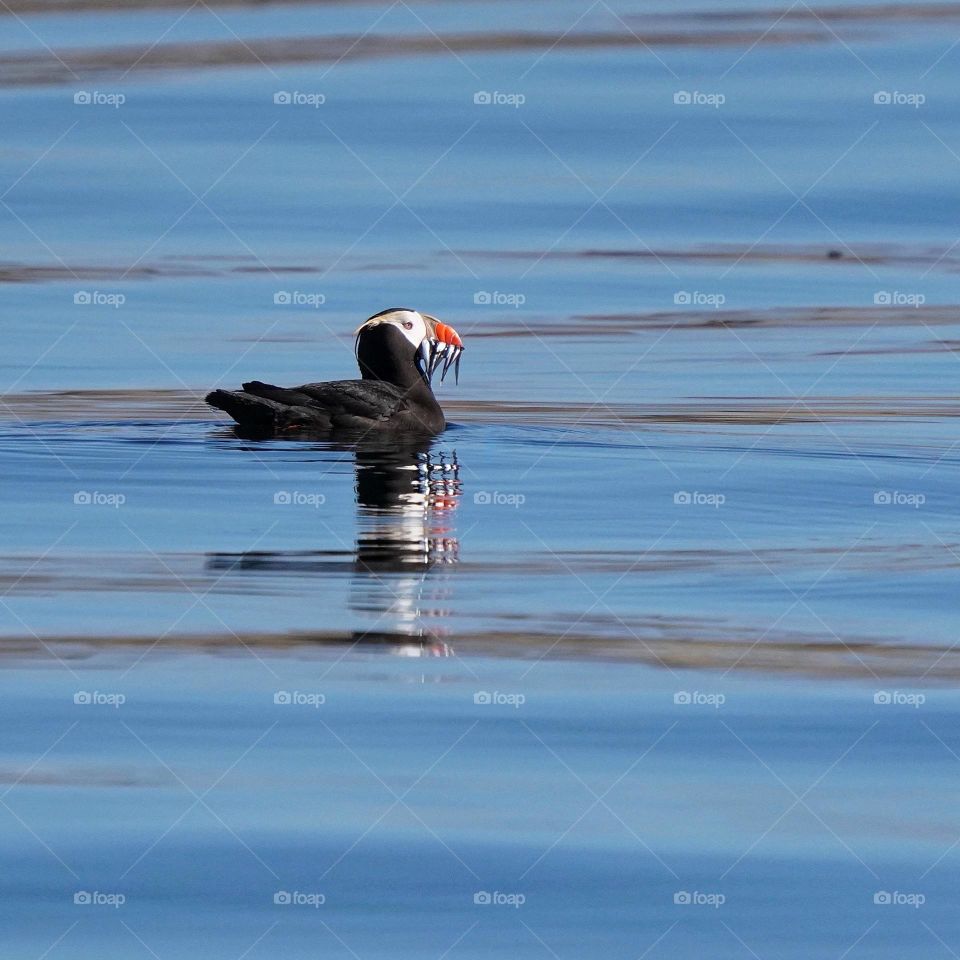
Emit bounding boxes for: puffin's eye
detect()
[402,321,414,330]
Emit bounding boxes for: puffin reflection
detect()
[207,437,461,656]
[350,439,460,656]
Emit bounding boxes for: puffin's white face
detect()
[357,310,427,348]
[378,309,428,349]
[356,307,464,383]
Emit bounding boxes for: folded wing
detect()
[205,379,414,434]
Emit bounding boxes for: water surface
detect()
[1,0,958,956]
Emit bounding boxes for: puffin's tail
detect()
[206,386,333,435]
[205,389,285,431]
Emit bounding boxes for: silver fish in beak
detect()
[417,319,463,385]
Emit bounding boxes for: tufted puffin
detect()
[206,308,463,438]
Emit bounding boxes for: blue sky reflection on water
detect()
[1,1,959,956]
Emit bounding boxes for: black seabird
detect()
[206,308,464,438]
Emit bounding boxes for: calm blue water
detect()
[1,656,957,959]
[1,1,959,956]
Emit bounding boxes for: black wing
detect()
[292,380,411,421]
[236,379,412,427]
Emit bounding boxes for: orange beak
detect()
[433,322,463,349]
